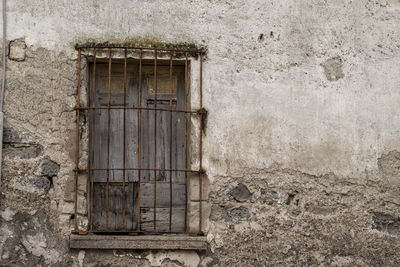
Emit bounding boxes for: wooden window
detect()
[90,61,186,232]
[73,47,205,236]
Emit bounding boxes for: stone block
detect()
[63,174,87,202]
[189,201,210,233]
[8,39,26,61]
[230,183,252,202]
[61,198,87,215]
[3,126,23,143]
[189,173,209,201]
[227,206,250,221]
[69,234,207,250]
[321,56,344,81]
[40,158,60,177]
[11,175,51,195]
[372,212,400,236]
[1,207,16,222]
[3,144,43,159]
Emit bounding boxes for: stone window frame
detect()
[67,46,209,250]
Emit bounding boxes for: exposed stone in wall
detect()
[229,183,252,202]
[12,175,51,195]
[321,57,344,82]
[146,251,201,267]
[0,207,16,222]
[40,158,60,178]
[68,249,207,267]
[0,45,77,266]
[3,143,43,159]
[378,151,400,187]
[206,166,400,266]
[0,209,71,265]
[373,212,400,236]
[227,206,250,220]
[8,39,26,62]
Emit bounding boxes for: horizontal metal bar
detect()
[91,181,190,184]
[89,230,142,233]
[76,106,204,115]
[74,167,202,173]
[75,45,204,54]
[87,230,203,235]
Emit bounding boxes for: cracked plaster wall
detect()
[1,0,400,266]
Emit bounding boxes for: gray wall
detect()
[1,0,400,266]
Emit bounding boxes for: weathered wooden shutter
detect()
[89,62,186,232]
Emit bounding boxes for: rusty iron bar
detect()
[91,181,140,184]
[73,48,81,233]
[75,230,202,236]
[169,53,173,232]
[199,53,203,234]
[91,181,170,184]
[91,181,158,184]
[153,49,158,232]
[89,48,97,231]
[77,106,203,114]
[105,48,112,231]
[122,48,127,230]
[88,230,142,233]
[184,52,188,232]
[137,49,143,231]
[86,230,202,235]
[75,44,204,54]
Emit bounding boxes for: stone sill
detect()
[69,234,208,250]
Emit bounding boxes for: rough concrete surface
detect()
[1,0,400,266]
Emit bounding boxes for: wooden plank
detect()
[109,108,123,181]
[156,103,171,183]
[141,67,152,183]
[125,68,139,182]
[175,69,186,185]
[125,109,139,182]
[139,183,186,208]
[141,108,151,183]
[140,207,185,232]
[92,183,138,231]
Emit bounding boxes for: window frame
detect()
[70,46,207,247]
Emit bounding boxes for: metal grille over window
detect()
[73,45,205,236]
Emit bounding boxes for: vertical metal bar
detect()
[184,52,188,233]
[74,48,81,233]
[169,54,173,232]
[153,49,158,232]
[89,48,97,231]
[106,48,112,230]
[199,53,203,233]
[137,49,142,231]
[122,48,127,230]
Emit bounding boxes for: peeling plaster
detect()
[146,251,200,267]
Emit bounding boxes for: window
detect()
[72,46,205,241]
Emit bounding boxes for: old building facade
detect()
[1,0,400,266]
